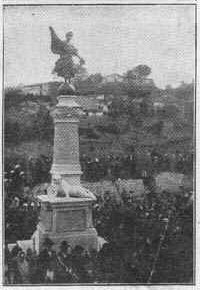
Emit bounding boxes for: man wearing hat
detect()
[71,245,89,282]
[38,238,57,283]
[56,241,76,282]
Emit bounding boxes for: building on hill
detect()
[153,101,165,113]
[76,95,109,116]
[131,77,155,87]
[153,92,193,120]
[76,96,100,116]
[20,82,61,96]
[102,74,124,83]
[181,99,193,121]
[151,92,178,114]
[21,81,110,115]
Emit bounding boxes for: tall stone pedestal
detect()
[32,94,98,253]
[33,195,98,253]
[51,95,82,186]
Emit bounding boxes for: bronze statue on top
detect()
[49,26,85,94]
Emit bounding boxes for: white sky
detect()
[4,5,195,89]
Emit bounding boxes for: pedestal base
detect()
[33,225,98,253]
[32,195,98,253]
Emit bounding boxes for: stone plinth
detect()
[32,94,98,253]
[32,195,98,253]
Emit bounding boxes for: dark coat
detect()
[56,252,75,283]
[38,249,57,282]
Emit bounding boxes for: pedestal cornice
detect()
[51,164,82,175]
[38,194,95,205]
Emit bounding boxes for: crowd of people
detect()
[91,185,193,283]
[4,184,193,284]
[80,150,193,182]
[4,149,193,244]
[4,238,95,284]
[4,237,127,284]
[5,155,51,189]
[5,193,40,243]
[4,149,193,189]
[4,163,40,242]
[4,148,193,284]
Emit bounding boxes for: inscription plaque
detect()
[40,209,52,231]
[56,209,86,232]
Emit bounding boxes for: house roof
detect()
[155,172,192,193]
[22,81,61,88]
[76,96,99,111]
[83,179,145,198]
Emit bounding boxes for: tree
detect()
[4,121,21,144]
[162,104,180,119]
[32,105,54,141]
[124,65,152,82]
[5,88,25,110]
[123,65,154,99]
[174,82,194,101]
[165,84,173,92]
[108,96,128,118]
[99,81,126,96]
[134,65,151,78]
[75,73,104,95]
[88,73,103,85]
[124,69,137,81]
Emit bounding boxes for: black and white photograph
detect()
[3,2,196,286]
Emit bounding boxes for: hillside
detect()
[4,81,194,186]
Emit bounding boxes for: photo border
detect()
[1,1,198,289]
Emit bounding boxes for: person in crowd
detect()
[129,154,136,178]
[26,248,38,283]
[82,250,95,282]
[56,241,76,283]
[38,238,57,283]
[163,153,170,171]
[122,251,142,282]
[71,245,89,282]
[97,242,119,282]
[16,251,30,284]
[8,244,22,284]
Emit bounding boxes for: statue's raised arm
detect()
[49,26,65,55]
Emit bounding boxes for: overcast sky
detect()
[4,5,195,89]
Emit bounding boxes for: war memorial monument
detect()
[32,27,98,253]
